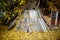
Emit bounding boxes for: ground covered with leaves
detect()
[0,26,60,40]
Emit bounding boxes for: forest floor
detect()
[0,25,60,40]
